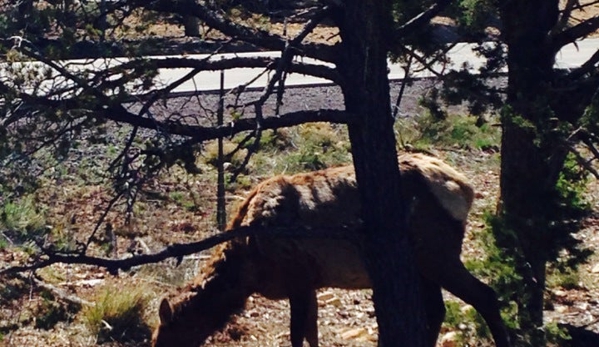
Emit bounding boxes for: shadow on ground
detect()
[561,324,599,347]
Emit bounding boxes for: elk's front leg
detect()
[289,289,318,347]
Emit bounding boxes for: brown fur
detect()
[152,153,510,347]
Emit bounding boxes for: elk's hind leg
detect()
[421,277,445,347]
[424,259,511,347]
[289,289,318,347]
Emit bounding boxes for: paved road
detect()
[155,38,599,94]
[6,38,599,96]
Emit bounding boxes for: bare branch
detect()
[246,6,333,108]
[393,0,453,41]
[568,145,599,178]
[398,45,446,78]
[136,0,339,63]
[566,48,599,80]
[564,0,599,13]
[111,56,340,84]
[104,106,354,142]
[0,225,358,275]
[552,15,599,50]
[556,0,580,32]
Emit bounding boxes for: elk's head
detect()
[152,297,212,347]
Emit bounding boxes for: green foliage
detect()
[580,89,599,135]
[546,267,580,290]
[545,322,572,345]
[455,0,499,35]
[248,124,351,176]
[82,284,151,343]
[465,214,523,306]
[0,196,47,238]
[443,300,493,346]
[467,189,591,345]
[203,140,248,171]
[396,112,500,151]
[169,191,199,212]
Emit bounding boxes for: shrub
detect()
[1,196,47,238]
[81,283,151,343]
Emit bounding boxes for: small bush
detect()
[82,283,151,343]
[1,195,47,238]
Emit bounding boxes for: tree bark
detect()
[335,1,427,346]
[183,16,201,37]
[499,1,562,345]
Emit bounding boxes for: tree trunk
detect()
[183,16,201,37]
[335,1,427,346]
[499,1,561,345]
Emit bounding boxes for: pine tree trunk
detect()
[499,1,561,345]
[183,16,201,37]
[335,1,428,346]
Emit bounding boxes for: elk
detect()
[152,153,511,347]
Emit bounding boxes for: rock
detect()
[340,327,368,340]
[440,331,459,347]
[554,289,567,297]
[326,296,342,307]
[317,292,335,303]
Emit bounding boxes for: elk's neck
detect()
[177,243,254,340]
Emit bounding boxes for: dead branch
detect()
[11,272,93,307]
[552,15,599,51]
[0,225,359,276]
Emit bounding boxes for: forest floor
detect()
[1,78,599,347]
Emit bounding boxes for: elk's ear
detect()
[158,298,173,324]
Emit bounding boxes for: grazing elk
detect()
[152,153,511,347]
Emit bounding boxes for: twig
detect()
[568,145,599,178]
[1,231,14,245]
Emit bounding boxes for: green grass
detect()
[81,283,151,343]
[246,123,352,176]
[396,112,501,151]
